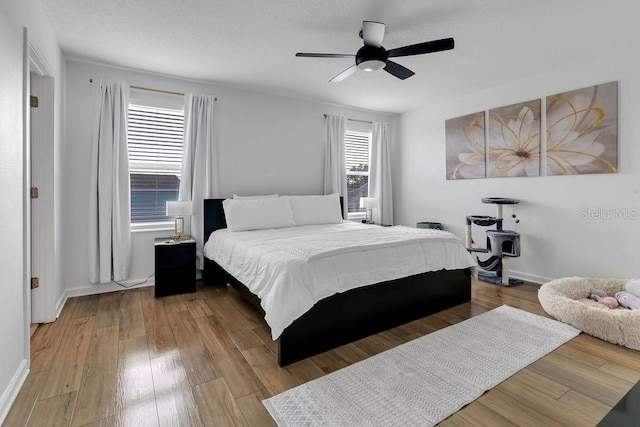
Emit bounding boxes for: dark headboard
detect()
[203,199,227,241]
[203,197,344,242]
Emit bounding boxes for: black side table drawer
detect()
[154,238,196,298]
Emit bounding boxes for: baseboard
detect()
[55,292,67,320]
[63,277,155,300]
[0,358,29,424]
[509,270,553,285]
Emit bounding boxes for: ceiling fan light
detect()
[357,60,386,72]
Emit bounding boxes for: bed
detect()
[202,197,475,366]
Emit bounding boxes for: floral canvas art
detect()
[546,81,617,175]
[487,100,541,178]
[445,112,485,180]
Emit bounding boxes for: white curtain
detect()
[323,114,347,217]
[370,121,393,225]
[179,93,218,269]
[88,80,131,283]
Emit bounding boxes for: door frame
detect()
[24,36,57,329]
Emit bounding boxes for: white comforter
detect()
[203,222,477,340]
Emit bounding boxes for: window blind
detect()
[128,104,184,224]
[345,130,371,214]
[345,130,370,172]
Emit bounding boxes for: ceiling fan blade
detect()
[329,65,358,82]
[361,21,385,47]
[296,53,355,58]
[383,60,415,80]
[388,38,455,58]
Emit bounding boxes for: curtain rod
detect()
[89,78,217,101]
[323,114,373,125]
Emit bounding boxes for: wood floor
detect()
[5,279,639,426]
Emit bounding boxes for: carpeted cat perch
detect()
[538,277,640,350]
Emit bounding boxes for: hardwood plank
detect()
[73,294,100,319]
[369,329,406,350]
[30,323,39,338]
[166,310,219,386]
[477,388,562,427]
[598,361,640,383]
[192,378,247,426]
[30,297,78,372]
[113,336,159,426]
[508,368,570,400]
[40,315,95,399]
[27,391,76,427]
[542,352,634,394]
[310,350,350,374]
[205,293,264,351]
[182,291,214,319]
[552,343,608,370]
[94,291,123,330]
[76,417,117,427]
[140,288,178,360]
[438,413,476,427]
[528,358,624,406]
[2,371,46,425]
[351,335,393,358]
[72,326,119,426]
[332,342,370,365]
[567,334,640,370]
[284,357,326,384]
[496,377,597,426]
[160,293,189,313]
[242,346,299,395]
[236,390,277,427]
[118,289,146,340]
[150,352,203,426]
[457,399,518,426]
[558,390,612,421]
[252,325,278,355]
[195,315,264,398]
[217,288,264,329]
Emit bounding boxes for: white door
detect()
[30,72,56,324]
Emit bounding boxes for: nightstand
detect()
[154,237,196,298]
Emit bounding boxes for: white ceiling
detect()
[40,0,636,114]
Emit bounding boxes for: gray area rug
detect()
[263,305,580,426]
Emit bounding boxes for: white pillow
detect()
[223,196,295,231]
[289,194,343,226]
[233,194,278,199]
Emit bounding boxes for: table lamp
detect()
[166,200,192,239]
[360,197,378,224]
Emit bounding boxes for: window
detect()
[127,103,184,227]
[345,130,371,217]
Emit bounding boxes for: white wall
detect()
[63,60,393,293]
[0,0,64,421]
[394,50,640,283]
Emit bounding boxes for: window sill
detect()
[131,223,174,233]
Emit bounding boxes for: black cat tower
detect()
[466,197,522,286]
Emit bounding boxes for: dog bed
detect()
[538,277,640,350]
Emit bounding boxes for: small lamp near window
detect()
[360,197,378,224]
[166,201,192,240]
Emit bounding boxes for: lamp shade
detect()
[359,197,378,209]
[166,201,192,217]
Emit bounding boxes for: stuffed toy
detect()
[596,296,619,309]
[589,290,619,308]
[589,289,607,300]
[624,278,640,298]
[615,291,640,310]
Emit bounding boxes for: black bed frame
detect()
[203,198,471,366]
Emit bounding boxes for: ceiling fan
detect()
[296,21,454,82]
